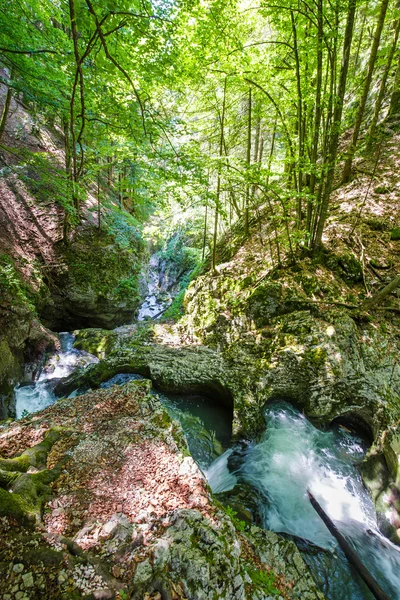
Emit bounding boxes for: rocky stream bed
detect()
[1,255,400,600]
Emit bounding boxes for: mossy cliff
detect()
[40,226,146,331]
[0,255,57,419]
[0,212,146,417]
[0,380,324,600]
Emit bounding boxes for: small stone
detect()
[116,504,123,513]
[112,565,121,578]
[58,570,68,584]
[13,563,24,574]
[15,593,25,600]
[22,572,34,588]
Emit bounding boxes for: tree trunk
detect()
[368,14,400,143]
[0,69,13,140]
[266,117,277,188]
[312,0,357,253]
[291,10,304,222]
[307,0,323,233]
[212,77,227,274]
[62,116,72,244]
[361,274,400,310]
[97,171,101,231]
[341,0,389,183]
[202,204,208,261]
[389,53,400,119]
[309,493,391,600]
[245,87,252,235]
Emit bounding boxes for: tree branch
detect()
[84,0,146,134]
[0,47,58,55]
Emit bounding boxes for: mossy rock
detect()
[390,227,400,241]
[324,251,363,283]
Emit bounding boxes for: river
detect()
[11,270,400,600]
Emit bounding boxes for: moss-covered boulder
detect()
[0,380,324,599]
[40,227,146,330]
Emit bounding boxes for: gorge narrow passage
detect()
[206,401,400,600]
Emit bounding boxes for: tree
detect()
[341,0,390,183]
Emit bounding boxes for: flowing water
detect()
[14,333,98,419]
[12,330,400,599]
[137,255,171,320]
[206,400,400,600]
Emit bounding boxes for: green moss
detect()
[73,328,116,357]
[0,487,35,524]
[247,567,279,595]
[63,228,143,303]
[390,227,400,241]
[304,346,327,368]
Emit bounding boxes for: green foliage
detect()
[103,210,144,252]
[247,568,280,596]
[115,275,140,303]
[224,505,247,532]
[0,254,34,310]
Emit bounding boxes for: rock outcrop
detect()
[40,227,145,331]
[0,379,324,599]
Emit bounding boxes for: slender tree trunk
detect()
[212,77,227,274]
[118,170,123,208]
[368,14,400,143]
[97,165,101,231]
[291,10,304,223]
[62,116,72,244]
[202,204,208,261]
[266,117,277,188]
[341,0,389,183]
[361,274,400,310]
[245,87,252,235]
[307,0,323,233]
[352,8,367,78]
[312,0,357,253]
[0,68,14,140]
[388,53,400,119]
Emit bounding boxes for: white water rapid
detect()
[15,333,98,419]
[206,400,400,600]
[137,255,171,320]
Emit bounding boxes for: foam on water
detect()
[15,333,98,418]
[206,400,400,599]
[206,448,238,492]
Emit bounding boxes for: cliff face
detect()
[0,80,145,414]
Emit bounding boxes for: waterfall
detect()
[15,333,98,419]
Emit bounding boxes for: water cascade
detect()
[137,255,171,320]
[206,401,400,600]
[15,333,98,419]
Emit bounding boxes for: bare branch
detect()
[0,46,58,55]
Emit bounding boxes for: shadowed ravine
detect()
[12,293,400,600]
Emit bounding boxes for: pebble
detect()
[13,564,24,574]
[58,570,68,584]
[22,573,34,588]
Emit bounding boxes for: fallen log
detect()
[308,491,391,600]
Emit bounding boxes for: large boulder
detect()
[0,380,324,600]
[40,227,146,330]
